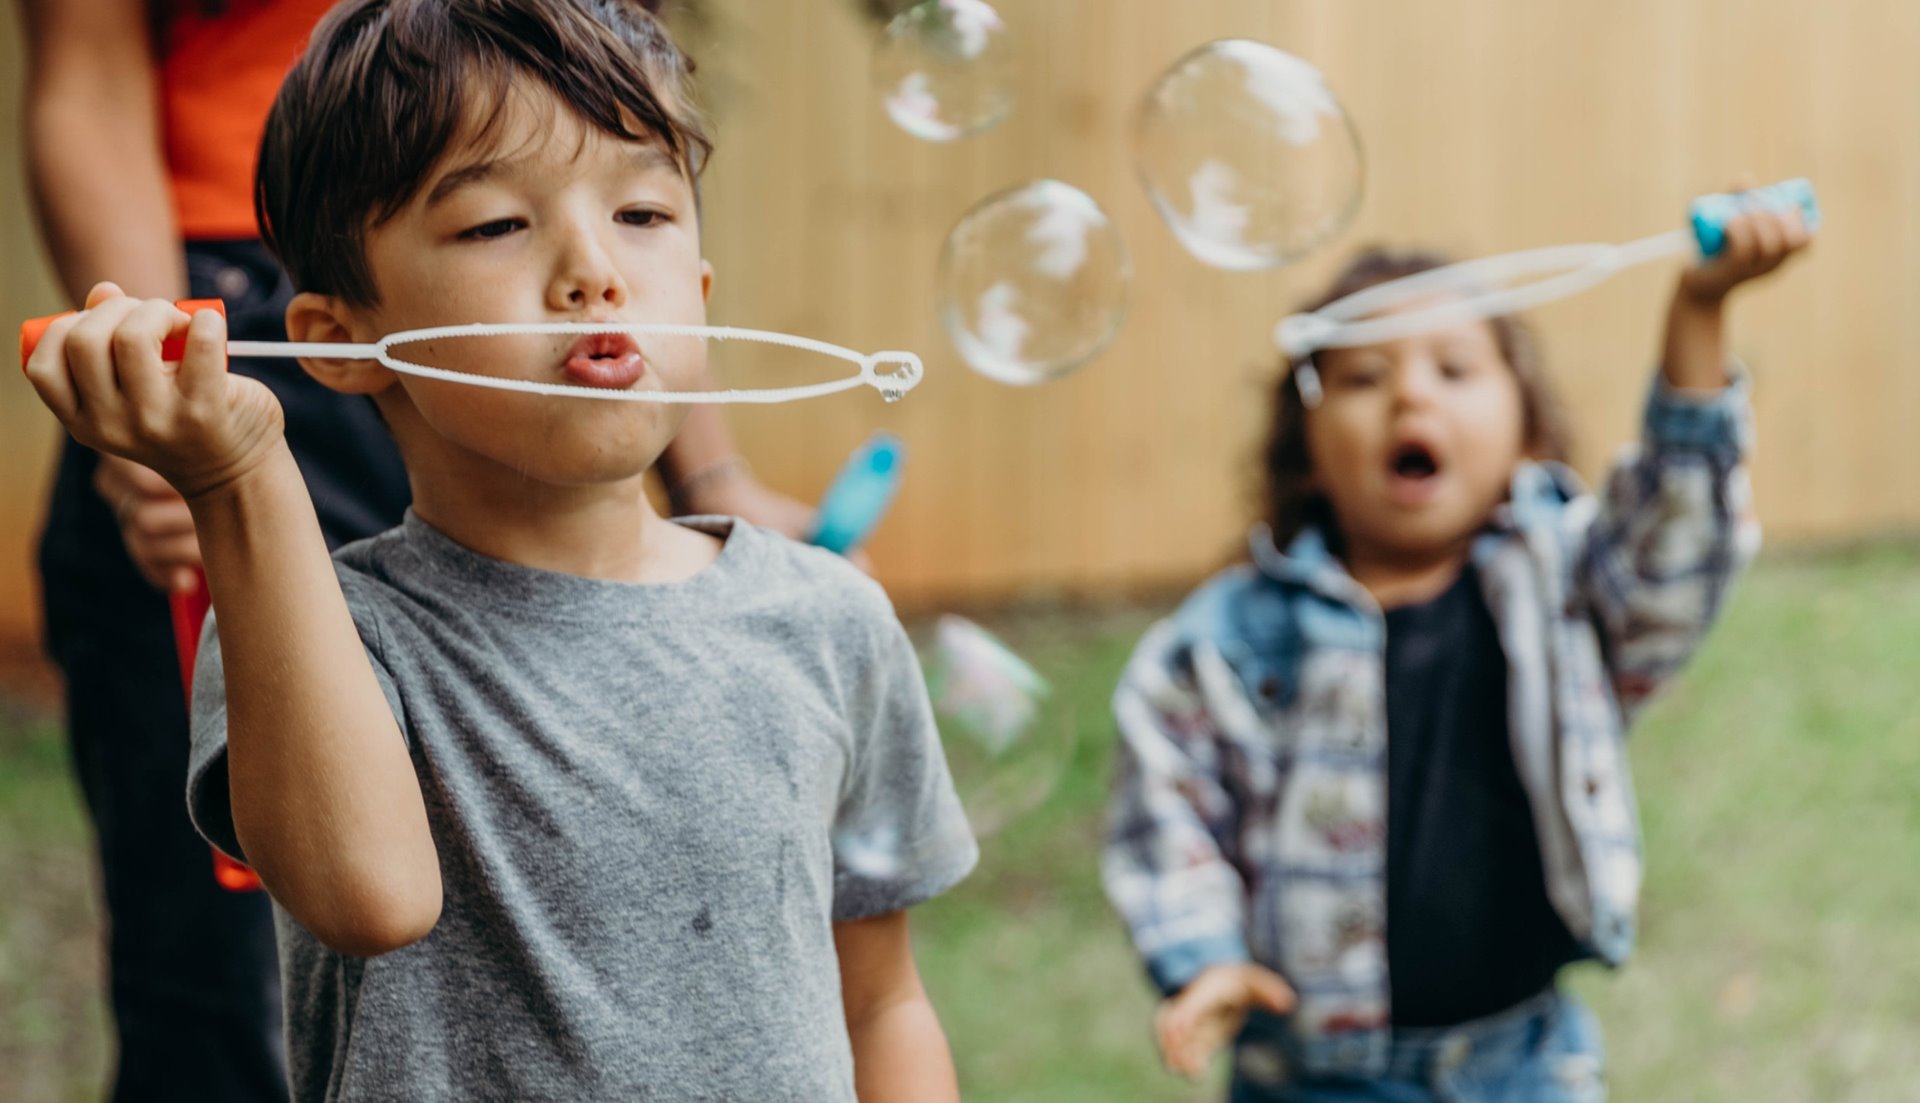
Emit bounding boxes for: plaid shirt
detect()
[1102,373,1759,1079]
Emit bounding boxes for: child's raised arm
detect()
[23,284,441,955]
[1575,202,1811,714]
[1663,197,1815,391]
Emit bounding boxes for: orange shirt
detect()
[158,0,335,240]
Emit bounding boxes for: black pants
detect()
[58,619,288,1102]
[38,240,409,1102]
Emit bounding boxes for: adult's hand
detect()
[94,453,203,593]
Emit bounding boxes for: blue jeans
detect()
[1230,990,1606,1103]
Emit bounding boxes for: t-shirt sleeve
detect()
[831,606,978,921]
[186,575,407,863]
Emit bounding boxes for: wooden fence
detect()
[3,0,1915,643]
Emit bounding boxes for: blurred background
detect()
[4,1,1918,1100]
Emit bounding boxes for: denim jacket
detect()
[1102,374,1759,1079]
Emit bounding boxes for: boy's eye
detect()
[1338,368,1384,388]
[1440,361,1469,380]
[618,208,670,228]
[459,218,523,241]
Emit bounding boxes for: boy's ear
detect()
[286,292,397,395]
[700,259,714,304]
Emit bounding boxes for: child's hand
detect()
[1679,184,1815,306]
[25,283,285,502]
[1153,963,1296,1081]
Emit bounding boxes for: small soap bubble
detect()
[832,616,1077,878]
[835,822,906,881]
[1135,39,1363,270]
[935,180,1130,385]
[924,616,1077,838]
[874,0,1014,142]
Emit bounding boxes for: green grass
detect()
[3,548,1918,1101]
[0,705,108,1103]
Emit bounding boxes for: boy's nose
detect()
[565,281,623,308]
[549,232,629,312]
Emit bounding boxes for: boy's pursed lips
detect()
[562,331,647,389]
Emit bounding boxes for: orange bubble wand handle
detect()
[19,297,226,367]
[19,298,263,893]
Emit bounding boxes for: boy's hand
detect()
[1679,186,1815,306]
[24,283,285,503]
[1154,963,1296,1082]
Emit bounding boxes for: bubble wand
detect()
[20,307,927,888]
[1275,179,1820,405]
[21,316,925,405]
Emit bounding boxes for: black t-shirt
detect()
[1382,564,1582,1027]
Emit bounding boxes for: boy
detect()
[22,1,977,1099]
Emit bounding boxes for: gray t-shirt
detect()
[187,514,976,1102]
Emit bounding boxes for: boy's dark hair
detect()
[162,0,669,20]
[1263,247,1575,550]
[255,0,709,307]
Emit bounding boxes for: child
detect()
[21,1,976,1099]
[1102,204,1811,1101]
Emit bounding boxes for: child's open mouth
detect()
[563,333,647,389]
[1385,441,1444,505]
[1391,443,1439,479]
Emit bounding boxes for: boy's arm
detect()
[1102,623,1250,996]
[834,911,959,1103]
[193,446,441,955]
[25,290,441,956]
[1576,203,1811,715]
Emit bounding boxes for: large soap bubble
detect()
[874,0,1015,142]
[935,179,1131,385]
[1135,39,1363,270]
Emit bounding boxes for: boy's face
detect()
[334,84,711,487]
[1303,305,1527,564]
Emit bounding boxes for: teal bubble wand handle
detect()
[1691,178,1820,257]
[811,433,907,555]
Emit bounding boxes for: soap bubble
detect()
[834,616,1078,878]
[923,616,1077,839]
[1134,39,1363,270]
[935,179,1131,385]
[874,0,1014,141]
